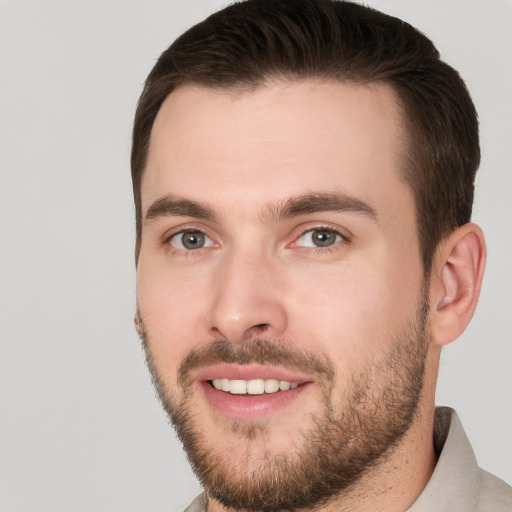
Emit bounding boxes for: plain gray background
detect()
[1,1,510,510]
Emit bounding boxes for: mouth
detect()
[196,364,313,421]
[210,378,299,394]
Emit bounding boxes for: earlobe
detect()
[429,223,486,346]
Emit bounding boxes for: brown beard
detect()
[139,298,430,511]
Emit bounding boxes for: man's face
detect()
[136,80,429,509]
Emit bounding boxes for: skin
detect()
[136,80,486,511]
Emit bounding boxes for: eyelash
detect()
[292,226,348,253]
[163,225,349,255]
[164,228,216,256]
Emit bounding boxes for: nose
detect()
[205,247,288,343]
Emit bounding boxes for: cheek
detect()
[284,256,421,370]
[136,259,212,373]
[287,274,384,366]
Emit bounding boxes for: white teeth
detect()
[229,380,247,394]
[279,380,291,391]
[247,379,265,395]
[264,379,279,393]
[211,378,299,394]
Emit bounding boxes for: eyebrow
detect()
[143,191,377,225]
[264,193,377,222]
[144,194,217,224]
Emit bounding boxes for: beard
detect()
[139,297,430,511]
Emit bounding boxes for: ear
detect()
[429,223,486,346]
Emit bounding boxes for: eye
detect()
[169,230,215,251]
[295,228,343,248]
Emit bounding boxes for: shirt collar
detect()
[408,406,481,511]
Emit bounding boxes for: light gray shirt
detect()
[185,407,512,511]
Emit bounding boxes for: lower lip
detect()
[200,381,311,421]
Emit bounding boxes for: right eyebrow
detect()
[264,192,377,223]
[144,194,218,224]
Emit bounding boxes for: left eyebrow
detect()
[144,194,218,224]
[264,193,377,222]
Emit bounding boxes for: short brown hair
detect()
[131,0,479,273]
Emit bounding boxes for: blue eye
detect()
[169,231,214,250]
[296,229,343,248]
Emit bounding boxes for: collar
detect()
[408,406,481,511]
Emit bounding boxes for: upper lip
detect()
[195,363,314,384]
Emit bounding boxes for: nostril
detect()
[253,323,270,332]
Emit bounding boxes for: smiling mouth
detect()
[210,378,300,395]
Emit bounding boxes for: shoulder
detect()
[409,408,512,512]
[475,469,512,512]
[183,493,207,512]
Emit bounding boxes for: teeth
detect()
[229,380,247,394]
[264,379,279,393]
[211,378,300,395]
[279,380,290,391]
[247,379,265,395]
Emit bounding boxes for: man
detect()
[131,0,512,510]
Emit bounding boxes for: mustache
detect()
[177,339,335,388]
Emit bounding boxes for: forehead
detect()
[142,79,411,220]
